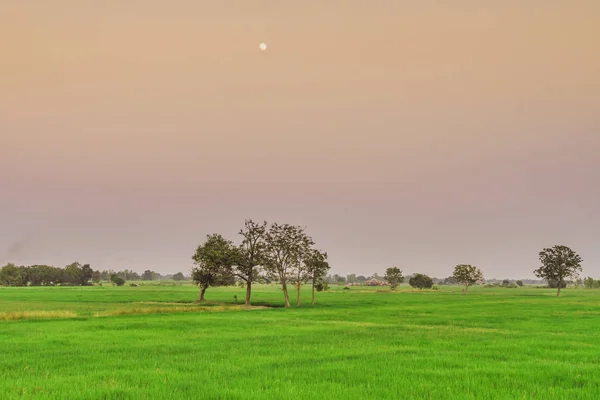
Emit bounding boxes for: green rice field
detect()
[1,284,599,399]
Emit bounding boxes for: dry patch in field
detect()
[0,311,77,321]
[94,304,269,317]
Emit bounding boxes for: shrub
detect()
[343,286,350,290]
[315,281,329,292]
[516,280,524,287]
[409,273,433,289]
[507,283,519,288]
[110,275,125,286]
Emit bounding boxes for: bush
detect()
[409,273,433,289]
[516,280,524,287]
[110,275,125,286]
[507,283,519,288]
[315,281,329,292]
[343,286,350,290]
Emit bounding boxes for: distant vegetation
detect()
[0,243,589,299]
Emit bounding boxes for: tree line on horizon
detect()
[0,243,585,298]
[0,262,189,288]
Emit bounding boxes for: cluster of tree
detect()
[0,264,189,287]
[191,220,330,307]
[91,269,187,282]
[582,277,600,289]
[0,262,93,286]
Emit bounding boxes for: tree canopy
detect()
[409,273,433,289]
[384,267,404,289]
[452,265,483,294]
[191,234,238,301]
[534,245,583,296]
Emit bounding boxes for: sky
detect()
[1,1,599,278]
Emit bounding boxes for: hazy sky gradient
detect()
[2,1,599,278]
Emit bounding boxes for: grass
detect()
[1,284,600,399]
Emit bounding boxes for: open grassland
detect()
[1,285,600,399]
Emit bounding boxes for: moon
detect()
[259,42,267,51]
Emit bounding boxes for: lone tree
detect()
[452,264,483,294]
[384,267,404,289]
[534,245,583,297]
[409,273,433,289]
[234,220,267,306]
[191,234,237,301]
[305,249,330,305]
[263,223,313,307]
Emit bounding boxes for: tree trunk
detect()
[557,283,561,297]
[198,287,207,302]
[464,285,468,295]
[282,283,291,307]
[245,280,252,306]
[312,281,315,306]
[296,283,301,307]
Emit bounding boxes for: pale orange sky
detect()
[1,1,599,277]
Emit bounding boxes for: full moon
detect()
[259,43,267,51]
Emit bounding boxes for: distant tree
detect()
[332,274,345,284]
[384,267,404,289]
[452,265,484,294]
[370,273,383,281]
[516,280,524,287]
[172,272,186,281]
[356,275,367,284]
[409,273,433,289]
[0,263,25,287]
[346,274,356,284]
[80,264,93,285]
[534,245,583,297]
[141,270,154,281]
[64,262,83,286]
[442,276,459,285]
[234,219,268,306]
[191,234,237,301]
[584,277,595,289]
[547,279,567,289]
[305,249,330,305]
[110,274,125,286]
[502,279,510,286]
[91,270,102,283]
[263,223,313,307]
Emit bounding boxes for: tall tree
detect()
[80,264,93,285]
[141,270,154,281]
[384,267,404,289]
[452,264,483,294]
[291,236,314,307]
[534,245,583,297]
[263,223,313,307]
[305,249,330,305]
[234,220,267,306]
[191,234,237,301]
